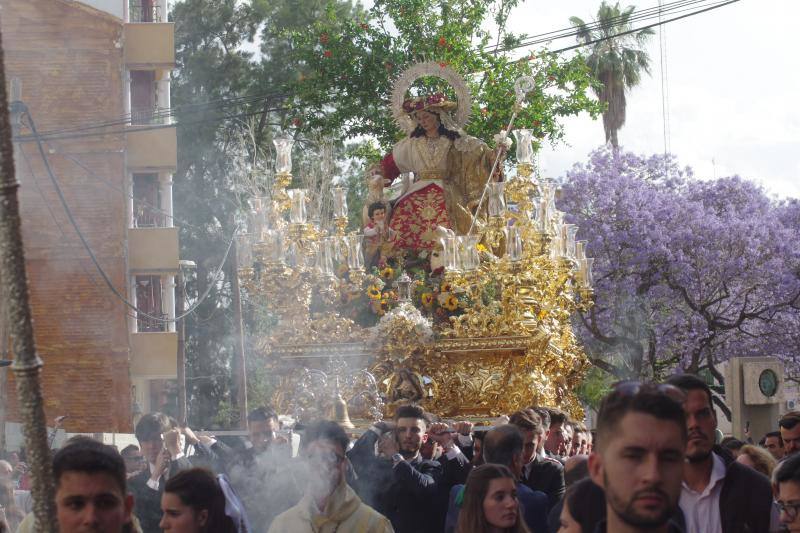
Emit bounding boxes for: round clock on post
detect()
[758,368,779,398]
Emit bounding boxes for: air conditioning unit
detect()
[742,360,783,405]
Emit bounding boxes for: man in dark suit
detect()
[510,409,565,509]
[348,404,443,533]
[127,412,192,533]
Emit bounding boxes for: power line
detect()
[486,0,712,53]
[546,0,739,55]
[22,90,289,140]
[10,0,739,146]
[13,105,289,143]
[20,106,238,324]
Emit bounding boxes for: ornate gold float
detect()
[236,64,594,422]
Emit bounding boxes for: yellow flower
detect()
[367,285,382,300]
[442,294,459,311]
[380,266,395,279]
[476,243,488,253]
[421,293,434,307]
[441,282,452,293]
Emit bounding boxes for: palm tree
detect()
[570,2,653,148]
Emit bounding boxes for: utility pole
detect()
[176,260,195,426]
[0,25,58,533]
[176,270,187,426]
[231,239,248,428]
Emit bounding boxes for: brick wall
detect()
[1,0,133,433]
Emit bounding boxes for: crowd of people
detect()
[6,373,800,532]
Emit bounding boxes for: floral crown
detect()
[402,92,458,114]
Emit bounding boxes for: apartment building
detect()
[1,0,179,433]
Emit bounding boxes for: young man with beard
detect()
[665,374,775,533]
[509,409,565,508]
[588,382,687,533]
[268,421,393,532]
[348,404,442,533]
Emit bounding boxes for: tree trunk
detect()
[0,26,58,532]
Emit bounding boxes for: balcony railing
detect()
[129,3,163,23]
[130,105,170,126]
[137,311,168,333]
[133,202,167,228]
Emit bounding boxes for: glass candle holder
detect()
[576,240,587,262]
[583,257,595,287]
[459,235,481,271]
[488,182,506,217]
[506,224,523,261]
[273,134,294,174]
[512,128,534,165]
[316,238,335,276]
[445,236,461,271]
[346,234,364,270]
[565,224,578,259]
[288,189,308,224]
[332,187,348,219]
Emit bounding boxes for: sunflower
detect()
[367,285,382,300]
[421,293,434,307]
[442,294,459,311]
[380,266,395,279]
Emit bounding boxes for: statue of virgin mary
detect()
[372,62,505,252]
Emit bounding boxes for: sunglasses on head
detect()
[611,380,686,403]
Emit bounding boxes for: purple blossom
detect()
[558,146,800,385]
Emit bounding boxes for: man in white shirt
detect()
[665,374,775,533]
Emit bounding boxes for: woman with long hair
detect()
[160,468,239,533]
[456,464,530,533]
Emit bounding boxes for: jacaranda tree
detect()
[559,147,800,413]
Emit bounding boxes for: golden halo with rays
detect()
[390,61,472,135]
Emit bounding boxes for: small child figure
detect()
[364,201,396,269]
